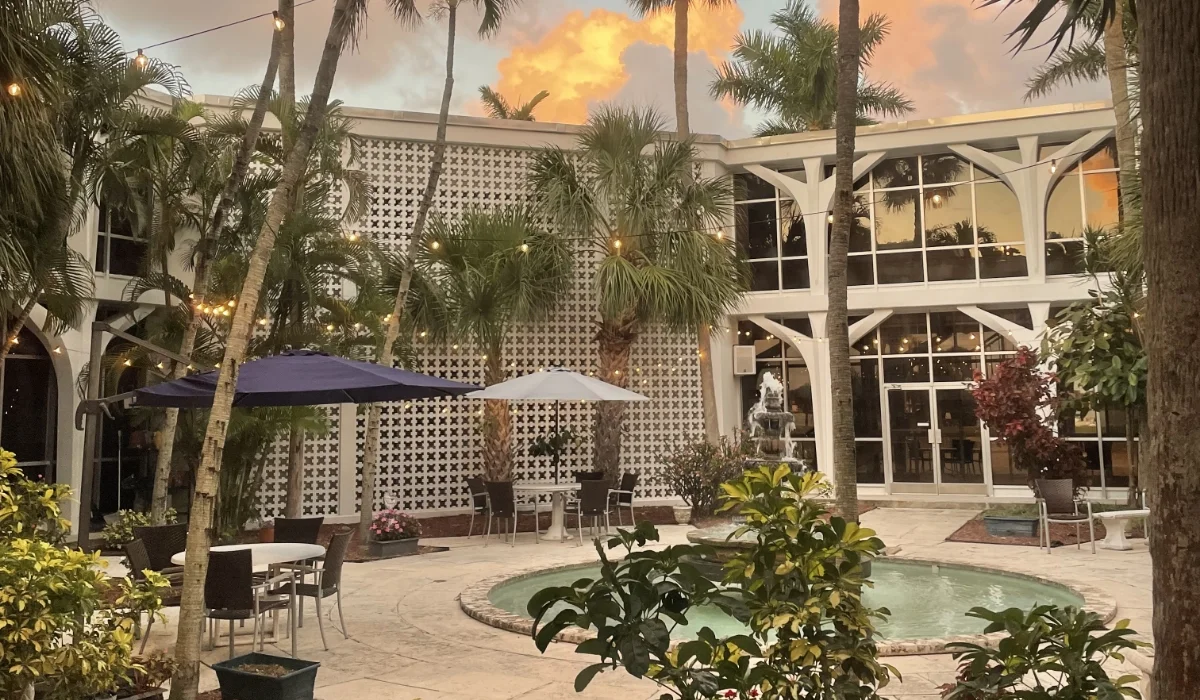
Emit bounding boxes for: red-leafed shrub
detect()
[971,347,1088,491]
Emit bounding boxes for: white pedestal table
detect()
[172,542,326,657]
[515,483,579,542]
[1094,509,1150,551]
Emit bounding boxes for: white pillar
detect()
[337,403,357,516]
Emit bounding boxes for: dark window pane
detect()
[1101,407,1129,438]
[781,259,810,290]
[734,172,776,201]
[856,441,885,484]
[1046,177,1083,242]
[884,357,930,383]
[848,255,874,286]
[974,181,1023,244]
[851,360,882,437]
[1073,439,1103,488]
[108,237,146,277]
[1104,440,1134,488]
[979,245,1027,278]
[921,154,970,184]
[874,192,921,251]
[786,363,815,438]
[924,185,974,247]
[778,200,807,256]
[1,357,54,466]
[927,248,977,282]
[737,201,778,259]
[876,252,924,284]
[984,353,1016,378]
[95,236,107,272]
[989,441,1027,486]
[933,356,981,381]
[749,260,779,291]
[1083,172,1120,230]
[873,157,919,189]
[879,313,928,355]
[979,307,1033,352]
[98,201,109,233]
[1059,408,1100,437]
[1046,239,1085,276]
[782,317,813,338]
[109,209,134,237]
[929,312,980,353]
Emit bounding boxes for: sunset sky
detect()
[95,0,1109,138]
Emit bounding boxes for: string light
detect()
[8,337,17,346]
[612,239,622,250]
[156,362,165,370]
[258,318,268,326]
[345,233,359,242]
[326,324,335,331]
[827,214,834,224]
[519,243,530,253]
[52,346,62,354]
[5,83,21,97]
[134,49,149,68]
[419,330,427,338]
[272,10,286,30]
[123,359,133,367]
[227,300,236,308]
[1050,159,1058,174]
[429,240,441,251]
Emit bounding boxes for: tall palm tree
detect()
[711,1,913,138]
[361,0,517,543]
[478,85,549,120]
[530,106,746,481]
[169,1,420,697]
[829,0,863,522]
[417,207,571,480]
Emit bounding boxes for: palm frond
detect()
[1024,39,1106,99]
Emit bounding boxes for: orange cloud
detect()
[491,4,743,125]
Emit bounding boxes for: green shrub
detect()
[529,465,894,699]
[660,435,752,518]
[100,507,179,550]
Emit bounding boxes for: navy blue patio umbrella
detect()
[132,349,479,408]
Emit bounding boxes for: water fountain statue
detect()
[743,370,811,474]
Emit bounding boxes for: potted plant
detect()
[258,517,275,543]
[100,508,179,552]
[659,435,750,525]
[99,652,176,700]
[971,348,1089,538]
[212,652,320,700]
[367,508,422,558]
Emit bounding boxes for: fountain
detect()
[743,370,812,474]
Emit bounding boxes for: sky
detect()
[94,0,1110,139]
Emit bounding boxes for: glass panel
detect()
[936,389,984,484]
[876,252,924,284]
[856,441,885,484]
[1059,408,1099,437]
[782,317,813,338]
[737,202,779,259]
[927,248,977,281]
[933,356,981,381]
[1,358,53,464]
[929,312,980,354]
[879,314,928,355]
[793,440,818,470]
[889,389,934,483]
[974,181,1023,244]
[778,200,808,256]
[95,236,107,273]
[97,201,110,233]
[1046,239,1085,276]
[985,147,1022,164]
[781,259,810,290]
[884,357,930,383]
[1104,440,1134,488]
[989,441,1027,486]
[1081,140,1117,171]
[873,193,922,251]
[735,172,775,201]
[852,359,882,437]
[873,157,919,189]
[1101,407,1129,438]
[984,353,1016,378]
[850,194,873,252]
[108,237,145,277]
[1039,143,1073,161]
[1075,440,1103,488]
[109,209,134,237]
[786,363,815,438]
[923,186,974,247]
[979,245,1027,278]
[848,255,875,286]
[1046,177,1083,242]
[852,330,880,357]
[1083,172,1120,230]
[749,260,779,291]
[921,154,970,185]
[980,307,1033,352]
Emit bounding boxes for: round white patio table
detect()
[1095,509,1150,551]
[171,542,325,658]
[514,483,578,542]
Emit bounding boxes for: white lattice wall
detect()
[257,136,704,516]
[258,406,342,517]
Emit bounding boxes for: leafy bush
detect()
[100,507,179,550]
[660,436,752,517]
[529,465,894,699]
[369,508,422,541]
[0,448,169,700]
[940,605,1145,699]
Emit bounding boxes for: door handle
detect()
[927,429,937,445]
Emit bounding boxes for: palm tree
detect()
[710,1,913,138]
[872,154,966,248]
[169,1,420,697]
[361,0,517,543]
[530,106,746,481]
[417,207,571,480]
[478,85,549,120]
[829,0,863,522]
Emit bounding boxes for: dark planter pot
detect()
[984,516,1040,538]
[212,652,319,700]
[368,537,419,558]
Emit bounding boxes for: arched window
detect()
[0,324,58,481]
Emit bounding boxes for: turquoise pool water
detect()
[487,560,1084,640]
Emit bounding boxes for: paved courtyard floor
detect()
[139,508,1153,698]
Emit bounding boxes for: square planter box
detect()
[984,516,1040,538]
[212,652,319,700]
[369,537,419,558]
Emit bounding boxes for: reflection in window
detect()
[1044,139,1119,276]
[734,171,809,291]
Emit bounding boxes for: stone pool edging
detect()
[458,555,1117,657]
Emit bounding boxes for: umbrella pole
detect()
[554,400,561,484]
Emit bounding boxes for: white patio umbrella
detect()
[470,368,649,482]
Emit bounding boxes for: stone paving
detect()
[138,507,1153,699]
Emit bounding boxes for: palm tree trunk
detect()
[169,3,354,697]
[829,0,862,522]
[673,0,690,136]
[284,421,305,517]
[279,0,296,106]
[1125,407,1139,507]
[149,31,282,527]
[1103,2,1138,220]
[482,348,512,481]
[1143,0,1200,696]
[594,316,637,483]
[360,1,459,542]
[697,324,719,440]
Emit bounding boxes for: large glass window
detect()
[733,174,809,292]
[1045,139,1120,276]
[95,201,146,277]
[1059,406,1137,492]
[0,326,57,481]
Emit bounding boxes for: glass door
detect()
[888,388,936,492]
[886,386,987,495]
[935,388,987,494]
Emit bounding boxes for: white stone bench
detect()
[1094,509,1150,550]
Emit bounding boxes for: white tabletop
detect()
[170,542,326,567]
[1095,509,1150,518]
[514,483,579,493]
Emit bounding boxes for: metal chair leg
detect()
[1089,518,1096,554]
[468,508,476,538]
[228,620,235,659]
[315,595,328,651]
[484,513,492,547]
[336,587,348,639]
[576,508,583,546]
[1075,523,1081,550]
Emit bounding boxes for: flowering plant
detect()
[369,508,422,542]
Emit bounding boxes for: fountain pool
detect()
[485,559,1084,643]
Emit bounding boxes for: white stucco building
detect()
[0,96,1129,532]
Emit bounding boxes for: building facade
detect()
[0,97,1124,532]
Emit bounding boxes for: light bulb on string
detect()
[1049,159,1058,174]
[612,239,622,251]
[134,49,149,68]
[429,240,441,251]
[272,11,286,31]
[519,243,530,253]
[5,83,21,97]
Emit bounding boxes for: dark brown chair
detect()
[573,470,605,482]
[132,522,188,575]
[484,481,540,547]
[274,516,324,544]
[571,480,610,546]
[1035,478,1096,554]
[465,476,488,538]
[124,539,182,653]
[204,549,291,658]
[272,529,352,650]
[608,472,638,526]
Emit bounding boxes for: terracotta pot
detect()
[259,525,275,543]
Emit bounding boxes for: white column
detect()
[337,403,358,516]
[710,319,740,437]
